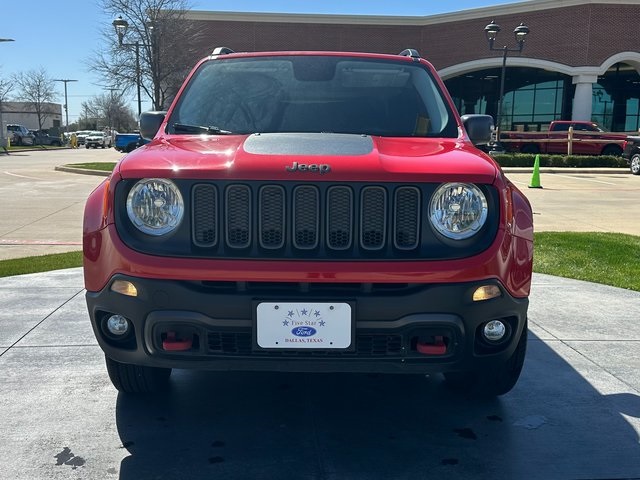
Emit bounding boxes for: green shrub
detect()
[490,153,627,168]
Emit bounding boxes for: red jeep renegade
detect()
[83,48,533,396]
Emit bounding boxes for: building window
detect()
[445,67,571,132]
[593,63,640,132]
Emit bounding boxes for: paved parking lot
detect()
[0,149,119,260]
[0,149,639,479]
[505,170,640,235]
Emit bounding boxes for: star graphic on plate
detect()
[301,309,308,316]
[314,310,321,317]
[287,310,294,317]
[282,319,289,326]
[319,320,326,327]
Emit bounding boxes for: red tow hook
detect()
[416,336,447,355]
[162,331,193,351]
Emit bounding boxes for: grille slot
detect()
[394,187,420,250]
[327,186,353,250]
[360,186,387,250]
[225,185,251,248]
[193,184,218,247]
[259,186,285,249]
[293,186,320,250]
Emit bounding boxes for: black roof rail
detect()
[211,47,235,56]
[399,49,421,61]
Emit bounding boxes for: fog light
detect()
[473,285,501,302]
[483,320,506,342]
[106,315,130,336]
[111,280,138,297]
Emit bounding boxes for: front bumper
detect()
[86,275,528,374]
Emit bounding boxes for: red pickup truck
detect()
[83,48,533,397]
[503,121,626,156]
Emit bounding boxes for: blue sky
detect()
[0,0,519,126]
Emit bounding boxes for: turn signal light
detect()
[472,285,501,302]
[110,280,138,297]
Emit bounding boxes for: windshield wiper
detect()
[173,123,234,135]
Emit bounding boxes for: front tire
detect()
[105,356,171,393]
[630,154,640,175]
[444,319,528,397]
[602,144,623,156]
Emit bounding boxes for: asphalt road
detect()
[0,148,639,479]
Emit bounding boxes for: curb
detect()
[2,147,72,154]
[54,166,111,177]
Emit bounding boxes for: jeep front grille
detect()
[192,182,422,258]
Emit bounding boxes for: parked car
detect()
[502,121,626,156]
[85,131,113,149]
[76,130,92,146]
[114,132,142,152]
[32,130,62,147]
[622,136,640,175]
[83,48,533,397]
[6,124,35,146]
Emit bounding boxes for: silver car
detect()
[6,124,35,146]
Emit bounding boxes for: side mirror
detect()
[139,111,166,141]
[461,114,493,146]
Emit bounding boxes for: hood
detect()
[116,132,499,184]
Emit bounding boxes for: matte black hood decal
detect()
[243,133,374,156]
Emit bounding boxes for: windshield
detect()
[168,55,458,138]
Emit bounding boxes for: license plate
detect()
[256,302,352,349]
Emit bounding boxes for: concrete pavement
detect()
[0,269,639,479]
[0,148,120,260]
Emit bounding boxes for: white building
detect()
[1,101,63,132]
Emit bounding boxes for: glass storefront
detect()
[445,63,640,133]
[445,67,572,131]
[592,63,640,132]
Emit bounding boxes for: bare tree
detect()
[0,72,12,105]
[93,0,204,111]
[0,70,13,150]
[13,68,57,130]
[81,92,137,131]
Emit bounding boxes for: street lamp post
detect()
[53,79,78,134]
[484,20,530,154]
[112,16,144,117]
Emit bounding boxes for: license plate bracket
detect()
[255,302,353,350]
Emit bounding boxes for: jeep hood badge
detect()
[285,162,331,174]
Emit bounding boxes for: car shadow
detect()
[114,333,640,480]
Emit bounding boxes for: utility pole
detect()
[53,79,78,133]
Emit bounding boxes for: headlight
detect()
[126,179,184,235]
[429,183,488,240]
